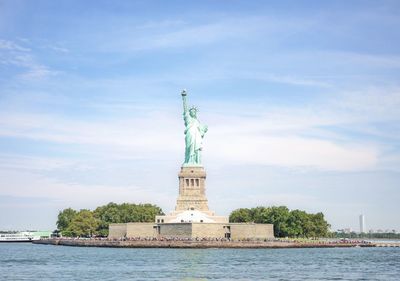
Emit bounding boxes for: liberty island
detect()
[108,90,274,240]
[33,91,388,248]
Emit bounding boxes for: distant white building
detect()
[337,228,352,234]
[359,214,366,233]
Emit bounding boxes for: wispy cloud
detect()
[0,89,385,172]
[0,39,30,52]
[331,87,400,119]
[2,84,398,173]
[244,72,332,87]
[43,44,69,53]
[0,168,173,209]
[0,111,182,157]
[0,39,57,80]
[323,51,400,69]
[94,15,315,52]
[0,154,87,175]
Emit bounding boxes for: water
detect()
[1,243,399,280]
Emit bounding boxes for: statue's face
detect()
[189,109,197,118]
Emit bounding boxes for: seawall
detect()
[33,239,375,248]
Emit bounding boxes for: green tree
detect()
[93,202,164,236]
[57,202,164,237]
[287,209,308,237]
[57,208,77,233]
[229,205,331,238]
[137,203,164,222]
[67,209,99,237]
[266,206,290,237]
[229,208,252,222]
[251,207,270,223]
[308,212,330,237]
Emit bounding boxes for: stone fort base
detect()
[155,210,229,224]
[109,222,274,240]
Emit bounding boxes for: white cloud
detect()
[331,87,400,120]
[0,101,381,172]
[220,192,320,209]
[95,16,315,52]
[208,134,377,171]
[44,45,69,53]
[325,51,400,69]
[0,39,30,52]
[0,78,398,174]
[0,169,173,209]
[0,39,57,80]
[0,154,76,172]
[0,111,182,156]
[249,73,332,87]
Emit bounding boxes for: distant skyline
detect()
[0,0,400,231]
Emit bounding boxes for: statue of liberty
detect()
[181,89,208,166]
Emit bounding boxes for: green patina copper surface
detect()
[181,90,208,167]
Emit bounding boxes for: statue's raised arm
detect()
[181,89,188,114]
[180,90,207,167]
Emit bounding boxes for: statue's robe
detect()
[183,111,207,164]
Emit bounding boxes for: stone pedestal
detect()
[155,165,229,224]
[175,166,209,212]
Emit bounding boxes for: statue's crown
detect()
[189,106,198,112]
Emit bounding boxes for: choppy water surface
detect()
[1,243,399,280]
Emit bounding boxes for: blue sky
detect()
[0,0,399,232]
